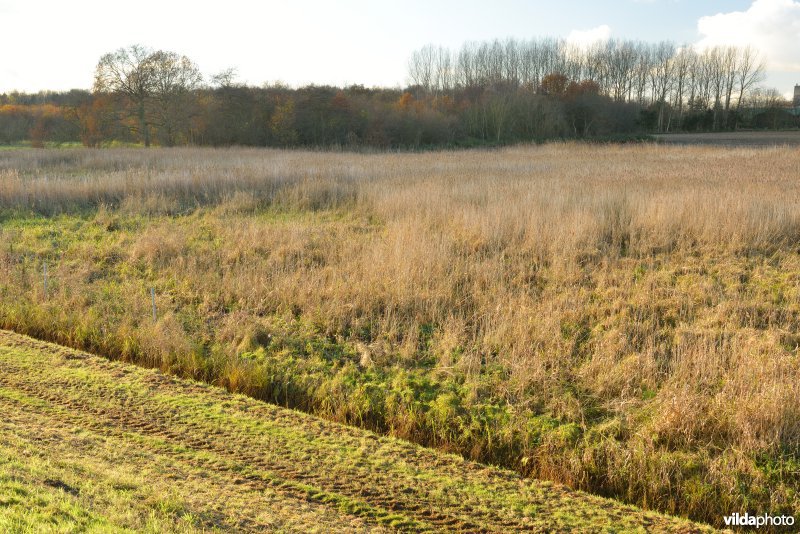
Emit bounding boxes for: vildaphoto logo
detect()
[723,512,795,528]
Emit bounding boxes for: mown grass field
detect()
[0,329,713,532]
[0,144,798,528]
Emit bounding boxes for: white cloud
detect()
[696,0,800,71]
[566,25,612,48]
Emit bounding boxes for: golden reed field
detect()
[1,143,798,527]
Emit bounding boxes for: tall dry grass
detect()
[2,145,799,251]
[1,143,799,526]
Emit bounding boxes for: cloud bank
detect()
[567,25,612,47]
[696,0,800,71]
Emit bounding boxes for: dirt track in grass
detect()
[0,330,716,532]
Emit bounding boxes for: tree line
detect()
[0,40,797,148]
[408,38,771,132]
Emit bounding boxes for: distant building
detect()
[795,84,800,108]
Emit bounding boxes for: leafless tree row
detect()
[409,38,766,130]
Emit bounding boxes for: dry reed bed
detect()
[0,143,798,527]
[2,145,799,251]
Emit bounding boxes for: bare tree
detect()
[721,46,738,126]
[148,51,203,145]
[698,47,726,129]
[671,47,694,129]
[408,45,436,92]
[211,68,239,89]
[648,42,675,132]
[735,46,766,111]
[432,46,453,94]
[456,42,478,88]
[604,40,635,101]
[94,45,202,146]
[94,45,156,146]
[748,87,789,129]
[632,44,651,104]
[504,38,521,87]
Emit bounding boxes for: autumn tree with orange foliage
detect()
[76,95,118,147]
[0,103,76,146]
[539,73,569,97]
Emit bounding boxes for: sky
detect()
[0,0,798,97]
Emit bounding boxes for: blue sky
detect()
[0,0,796,95]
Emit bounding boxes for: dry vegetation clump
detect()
[0,143,798,527]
